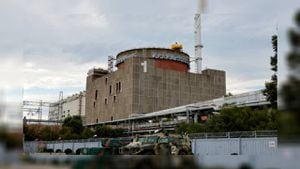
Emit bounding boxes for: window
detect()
[93,101,96,108]
[116,83,119,93]
[109,85,112,95]
[105,98,108,105]
[116,82,122,93]
[95,90,98,100]
[96,119,98,123]
[113,96,117,102]
[105,78,108,85]
[111,116,113,121]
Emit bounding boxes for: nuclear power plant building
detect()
[85,47,225,125]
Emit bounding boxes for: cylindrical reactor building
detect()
[115,48,190,72]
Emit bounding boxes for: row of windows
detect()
[109,82,122,95]
[61,114,70,118]
[63,110,70,113]
[95,82,122,100]
[93,96,118,108]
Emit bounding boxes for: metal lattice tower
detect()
[108,55,115,73]
[22,100,50,122]
[58,91,63,120]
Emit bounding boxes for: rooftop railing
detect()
[189,130,277,139]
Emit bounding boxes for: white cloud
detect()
[226,77,266,94]
[23,59,106,89]
[0,0,297,103]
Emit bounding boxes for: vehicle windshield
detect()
[146,136,159,143]
[137,136,159,144]
[158,138,169,143]
[137,137,146,143]
[158,137,179,144]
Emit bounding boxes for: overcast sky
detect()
[0,0,299,104]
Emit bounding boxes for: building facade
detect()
[85,48,225,125]
[48,91,86,121]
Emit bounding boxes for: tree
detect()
[23,125,38,141]
[176,123,206,134]
[39,126,54,141]
[281,10,300,114]
[59,116,84,140]
[62,116,83,134]
[111,128,125,137]
[59,127,78,140]
[263,35,278,109]
[175,107,278,134]
[94,126,125,138]
[23,124,61,141]
[280,10,300,139]
[225,92,233,97]
[81,128,94,139]
[95,126,114,137]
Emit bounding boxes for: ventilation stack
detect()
[194,0,207,74]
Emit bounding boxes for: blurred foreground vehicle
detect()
[73,156,198,169]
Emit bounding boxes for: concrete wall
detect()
[131,57,225,114]
[23,141,42,153]
[191,137,278,156]
[24,140,102,154]
[46,141,102,153]
[85,59,134,124]
[193,145,300,169]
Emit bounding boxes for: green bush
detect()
[176,107,278,134]
[95,126,125,138]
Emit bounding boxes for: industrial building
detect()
[48,91,86,121]
[84,0,227,127]
[85,47,226,125]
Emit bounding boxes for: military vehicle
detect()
[119,134,192,155]
[156,134,192,155]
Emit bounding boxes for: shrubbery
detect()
[176,107,278,134]
[24,116,125,141]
